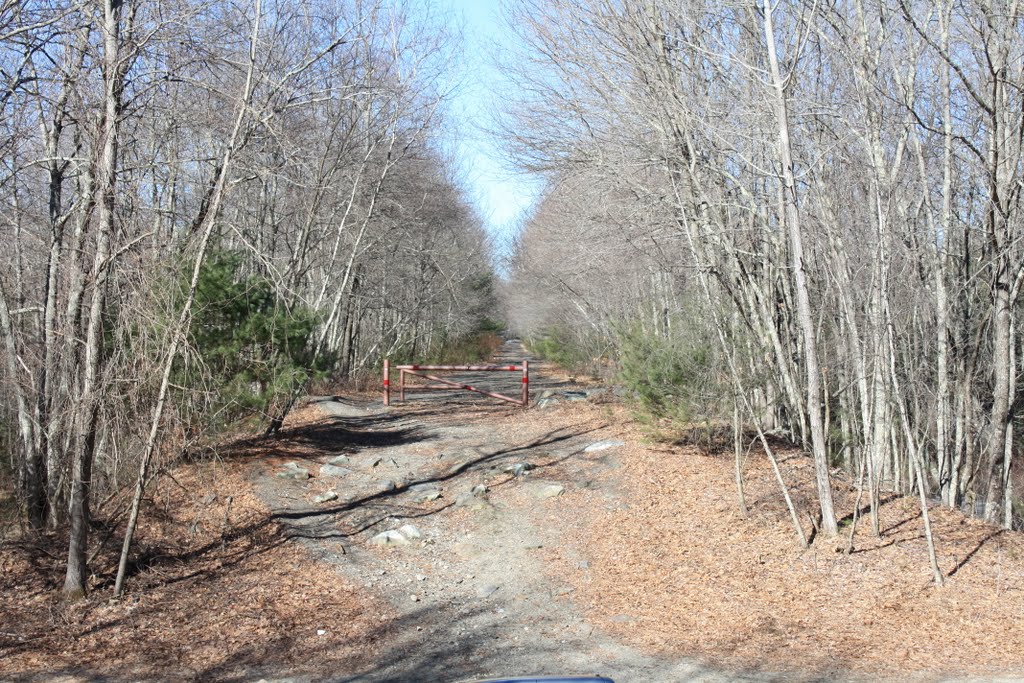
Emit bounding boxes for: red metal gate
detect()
[383,359,529,407]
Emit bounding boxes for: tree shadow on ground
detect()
[223,409,432,460]
[0,417,619,683]
[947,528,1004,577]
[836,493,901,529]
[93,402,606,591]
[92,512,285,591]
[310,606,823,683]
[269,424,606,545]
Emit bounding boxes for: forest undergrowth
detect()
[0,405,389,681]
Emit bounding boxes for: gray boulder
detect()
[410,484,442,503]
[320,464,353,478]
[455,492,492,510]
[369,524,423,547]
[501,462,535,477]
[369,530,410,547]
[313,490,339,504]
[277,462,311,480]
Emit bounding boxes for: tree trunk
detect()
[64,0,126,600]
[762,0,838,536]
[0,281,42,528]
[114,0,264,596]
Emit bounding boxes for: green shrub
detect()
[177,250,320,431]
[525,326,596,374]
[615,319,730,446]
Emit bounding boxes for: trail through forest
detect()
[7,3,1024,681]
[5,341,1024,682]
[243,341,1024,683]
[249,341,762,682]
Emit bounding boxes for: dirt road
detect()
[251,342,791,683]
[4,342,1021,682]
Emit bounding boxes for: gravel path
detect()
[249,342,803,683]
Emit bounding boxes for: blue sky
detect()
[440,0,543,258]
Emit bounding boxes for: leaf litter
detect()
[4,393,1024,682]
[526,403,1024,680]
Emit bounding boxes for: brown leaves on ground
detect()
[537,403,1024,680]
[0,423,389,682]
[5,394,1024,682]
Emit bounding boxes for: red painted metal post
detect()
[383,358,390,406]
[400,369,406,402]
[522,359,529,407]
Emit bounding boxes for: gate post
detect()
[383,358,390,406]
[522,359,529,407]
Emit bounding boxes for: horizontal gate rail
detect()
[383,359,528,407]
[395,364,523,371]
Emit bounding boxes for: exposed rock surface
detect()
[319,464,353,478]
[277,462,310,480]
[584,439,626,452]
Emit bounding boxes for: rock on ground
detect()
[584,439,626,452]
[277,462,310,480]
[319,464,353,478]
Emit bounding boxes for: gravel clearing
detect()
[250,344,786,682]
